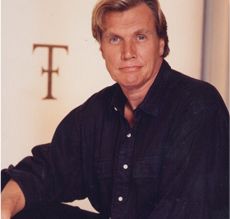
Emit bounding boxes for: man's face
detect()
[100,3,165,91]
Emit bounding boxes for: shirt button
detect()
[118,196,123,202]
[114,106,118,111]
[126,133,132,138]
[123,164,128,169]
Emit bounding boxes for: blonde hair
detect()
[92,0,169,57]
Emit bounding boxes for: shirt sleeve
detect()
[148,91,229,219]
[1,107,87,209]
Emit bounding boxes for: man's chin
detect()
[119,81,142,91]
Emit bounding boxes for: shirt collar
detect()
[110,60,172,116]
[110,84,127,115]
[138,60,172,116]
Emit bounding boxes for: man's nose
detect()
[121,40,136,60]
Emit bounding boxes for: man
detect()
[1,0,229,218]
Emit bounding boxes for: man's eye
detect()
[137,34,146,41]
[109,36,120,44]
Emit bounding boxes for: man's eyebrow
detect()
[103,29,152,36]
[102,32,123,40]
[102,29,153,40]
[134,29,153,34]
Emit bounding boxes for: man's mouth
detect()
[119,65,142,72]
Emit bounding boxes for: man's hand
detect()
[1,180,26,219]
[1,208,11,219]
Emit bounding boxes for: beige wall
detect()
[2,0,206,212]
[2,0,113,168]
[161,0,204,79]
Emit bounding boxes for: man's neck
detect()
[122,73,157,110]
[122,77,155,127]
[123,85,152,127]
[125,89,147,110]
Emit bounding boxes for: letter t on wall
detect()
[33,44,68,100]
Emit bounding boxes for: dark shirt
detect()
[2,60,229,219]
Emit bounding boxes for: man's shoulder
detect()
[171,69,220,100]
[167,68,227,113]
[84,83,117,107]
[161,61,221,104]
[69,84,117,116]
[55,84,118,130]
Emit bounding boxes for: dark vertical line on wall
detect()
[200,0,207,81]
[200,0,229,107]
[227,2,229,107]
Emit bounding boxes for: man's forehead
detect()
[102,7,156,37]
[103,3,152,19]
[102,2,154,26]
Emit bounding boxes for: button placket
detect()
[111,121,135,217]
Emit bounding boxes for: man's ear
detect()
[100,44,105,59]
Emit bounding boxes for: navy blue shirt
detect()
[2,61,229,219]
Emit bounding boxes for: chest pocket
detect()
[133,156,161,179]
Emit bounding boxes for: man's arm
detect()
[1,108,87,213]
[1,180,26,219]
[148,90,229,219]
